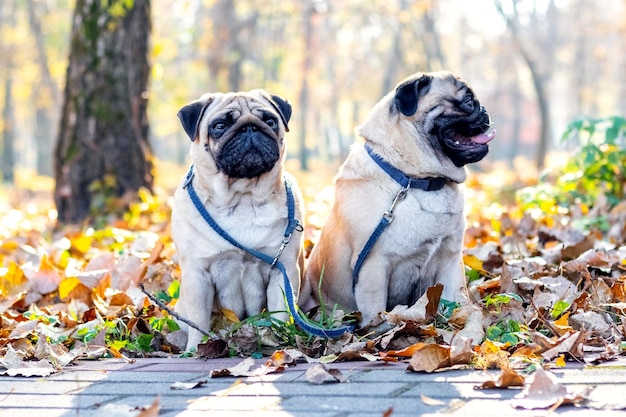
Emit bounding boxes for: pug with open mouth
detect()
[172,90,305,350]
[303,71,494,341]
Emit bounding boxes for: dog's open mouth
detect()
[449,130,496,147]
[439,127,495,167]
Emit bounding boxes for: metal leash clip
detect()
[271,220,303,267]
[382,180,411,223]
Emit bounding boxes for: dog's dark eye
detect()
[212,121,227,131]
[461,94,475,111]
[264,117,277,128]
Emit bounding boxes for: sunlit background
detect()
[0,0,624,186]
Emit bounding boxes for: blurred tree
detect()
[54,0,153,223]
[495,0,554,171]
[298,1,316,171]
[1,78,15,184]
[0,1,15,184]
[204,0,258,92]
[27,0,60,177]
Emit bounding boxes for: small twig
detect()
[138,283,214,339]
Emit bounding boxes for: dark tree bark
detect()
[54,0,153,224]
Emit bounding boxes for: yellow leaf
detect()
[554,312,570,327]
[70,233,92,254]
[463,254,483,271]
[555,355,566,367]
[59,277,82,299]
[480,339,502,354]
[0,261,27,296]
[220,308,240,323]
[553,312,572,336]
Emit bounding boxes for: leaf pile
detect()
[1,159,625,405]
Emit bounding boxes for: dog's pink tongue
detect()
[471,130,496,144]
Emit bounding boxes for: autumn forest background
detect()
[1,0,626,377]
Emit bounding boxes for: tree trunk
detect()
[205,0,256,92]
[2,77,15,184]
[27,0,60,176]
[298,3,314,171]
[422,6,446,70]
[496,0,551,171]
[54,0,153,224]
[1,1,15,184]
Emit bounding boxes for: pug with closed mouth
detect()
[172,89,304,350]
[303,71,494,342]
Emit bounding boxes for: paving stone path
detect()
[2,356,626,416]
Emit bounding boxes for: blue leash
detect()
[351,146,447,292]
[183,166,351,338]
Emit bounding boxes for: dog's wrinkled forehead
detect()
[392,71,479,118]
[177,89,292,141]
[420,72,474,110]
[209,92,266,116]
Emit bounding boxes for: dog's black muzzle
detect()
[216,123,280,178]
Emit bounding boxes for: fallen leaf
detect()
[476,366,525,389]
[511,367,586,410]
[28,254,63,295]
[210,357,255,378]
[220,307,240,323]
[197,339,229,359]
[0,346,57,377]
[407,344,451,373]
[136,397,160,417]
[421,394,446,406]
[170,381,207,390]
[305,363,346,384]
[541,331,584,360]
[380,342,426,360]
[449,335,474,365]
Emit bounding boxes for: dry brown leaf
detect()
[541,331,584,360]
[380,342,426,360]
[0,346,57,377]
[305,363,346,384]
[27,254,63,295]
[209,357,255,378]
[476,366,525,389]
[407,344,451,373]
[449,335,474,365]
[197,339,229,359]
[425,283,443,320]
[511,367,586,410]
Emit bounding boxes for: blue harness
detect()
[351,145,447,292]
[183,166,351,338]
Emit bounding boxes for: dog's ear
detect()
[177,95,214,140]
[255,90,292,132]
[393,74,432,117]
[269,94,292,131]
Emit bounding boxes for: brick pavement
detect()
[2,356,626,416]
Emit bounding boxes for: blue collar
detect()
[365,144,447,191]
